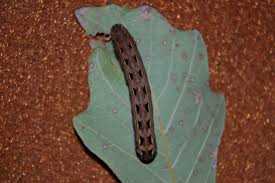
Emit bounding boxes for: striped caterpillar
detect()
[111,24,157,163]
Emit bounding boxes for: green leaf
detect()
[73,4,226,183]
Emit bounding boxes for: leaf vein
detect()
[78,122,168,183]
[172,99,204,168]
[179,98,224,183]
[157,39,175,102]
[96,51,130,109]
[165,32,199,133]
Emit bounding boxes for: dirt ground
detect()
[0,0,274,182]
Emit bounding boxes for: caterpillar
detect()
[111,24,157,163]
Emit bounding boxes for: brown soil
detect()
[0,0,274,182]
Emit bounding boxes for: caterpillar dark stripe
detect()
[111,24,157,163]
